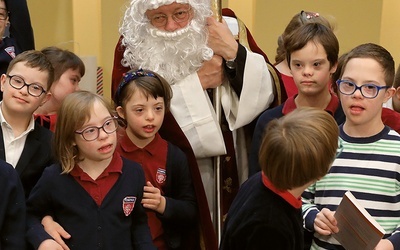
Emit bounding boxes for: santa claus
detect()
[112,0,281,249]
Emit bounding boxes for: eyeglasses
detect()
[300,10,319,24]
[336,79,390,99]
[148,7,192,27]
[6,74,47,97]
[75,117,118,141]
[0,8,9,21]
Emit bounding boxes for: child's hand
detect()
[374,239,394,250]
[38,239,64,250]
[142,181,166,214]
[41,215,71,250]
[314,208,339,235]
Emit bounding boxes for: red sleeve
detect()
[111,36,130,100]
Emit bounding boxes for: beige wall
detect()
[27,1,399,100]
[251,1,382,61]
[28,0,128,100]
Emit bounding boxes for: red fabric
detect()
[261,172,302,209]
[282,93,340,116]
[70,151,122,206]
[34,113,57,132]
[118,131,168,250]
[280,73,298,98]
[221,8,287,106]
[382,108,400,134]
[159,112,217,250]
[111,36,128,99]
[110,8,283,250]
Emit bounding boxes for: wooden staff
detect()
[210,0,222,243]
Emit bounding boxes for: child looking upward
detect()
[114,69,198,249]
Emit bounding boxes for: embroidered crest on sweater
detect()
[122,196,137,216]
[4,46,15,58]
[156,168,167,184]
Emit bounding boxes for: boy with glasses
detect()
[302,43,400,250]
[0,50,55,198]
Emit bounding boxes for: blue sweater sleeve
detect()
[0,161,26,249]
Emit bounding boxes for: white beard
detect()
[121,22,213,84]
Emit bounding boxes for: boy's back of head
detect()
[284,22,339,70]
[259,107,339,190]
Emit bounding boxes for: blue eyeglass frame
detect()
[336,79,390,99]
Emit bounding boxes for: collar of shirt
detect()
[119,129,161,156]
[282,93,339,116]
[0,101,35,136]
[261,172,302,209]
[70,151,123,181]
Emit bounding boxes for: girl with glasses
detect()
[26,90,155,250]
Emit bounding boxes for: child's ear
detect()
[330,62,338,75]
[116,106,125,119]
[39,92,52,106]
[383,87,395,103]
[0,74,7,92]
[395,87,400,100]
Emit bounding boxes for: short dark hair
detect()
[338,43,394,87]
[285,22,339,70]
[275,10,333,64]
[7,50,55,90]
[114,68,172,110]
[259,107,339,190]
[41,46,85,82]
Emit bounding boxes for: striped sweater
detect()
[302,125,400,250]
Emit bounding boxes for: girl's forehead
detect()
[80,102,111,125]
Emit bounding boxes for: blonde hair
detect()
[54,91,116,173]
[259,107,339,190]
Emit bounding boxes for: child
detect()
[114,69,198,249]
[26,90,155,249]
[249,22,344,176]
[0,159,25,249]
[219,107,339,250]
[274,10,334,97]
[34,46,85,132]
[0,50,54,198]
[333,52,400,134]
[384,64,400,112]
[302,43,400,249]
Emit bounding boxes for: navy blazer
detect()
[0,159,26,249]
[0,121,54,198]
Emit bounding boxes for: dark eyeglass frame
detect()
[148,7,192,27]
[336,79,390,99]
[0,8,9,21]
[75,117,119,141]
[6,74,47,97]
